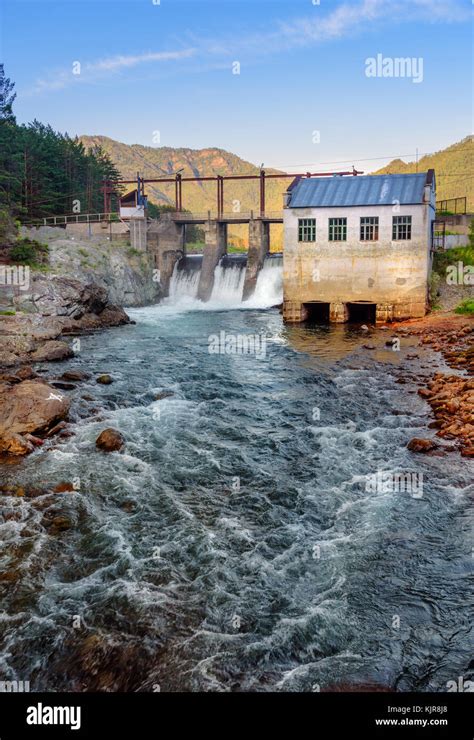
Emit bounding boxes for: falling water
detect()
[167,252,283,309]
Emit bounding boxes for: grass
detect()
[0,309,16,316]
[455,299,474,315]
[433,245,474,276]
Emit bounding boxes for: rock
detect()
[60,370,89,382]
[360,324,369,331]
[96,374,113,385]
[0,380,70,456]
[46,421,67,438]
[30,340,73,363]
[363,344,376,350]
[407,437,437,453]
[0,433,34,456]
[15,366,38,381]
[96,428,124,452]
[53,481,76,493]
[43,514,73,534]
[154,391,175,400]
[24,433,44,446]
[51,381,76,391]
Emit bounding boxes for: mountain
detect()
[80,136,286,247]
[80,135,474,246]
[373,136,473,211]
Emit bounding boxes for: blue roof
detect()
[288,172,430,208]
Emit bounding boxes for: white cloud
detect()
[27,0,469,96]
[28,48,196,95]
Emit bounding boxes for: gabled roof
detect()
[288,171,434,208]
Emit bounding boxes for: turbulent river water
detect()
[0,257,472,692]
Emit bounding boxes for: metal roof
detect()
[288,172,431,208]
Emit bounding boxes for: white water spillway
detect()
[167,253,283,310]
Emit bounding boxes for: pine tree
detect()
[0,64,16,122]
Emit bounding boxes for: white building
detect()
[119,189,148,220]
[282,170,436,323]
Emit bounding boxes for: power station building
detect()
[282,170,436,323]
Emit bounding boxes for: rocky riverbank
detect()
[0,229,161,457]
[393,313,474,458]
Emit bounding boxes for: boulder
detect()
[96,374,113,385]
[0,380,71,456]
[407,437,437,453]
[96,428,125,452]
[30,340,73,363]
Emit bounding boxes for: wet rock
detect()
[120,500,138,513]
[60,370,89,382]
[0,380,70,456]
[407,437,437,453]
[46,421,68,438]
[30,340,73,363]
[96,374,113,385]
[96,428,124,452]
[53,481,76,493]
[51,381,76,391]
[43,514,73,534]
[154,391,175,400]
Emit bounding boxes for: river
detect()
[0,258,472,692]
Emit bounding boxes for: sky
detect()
[1,0,473,173]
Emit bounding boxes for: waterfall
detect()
[167,252,282,309]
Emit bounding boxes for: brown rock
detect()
[96,428,124,452]
[53,481,76,493]
[60,370,89,382]
[0,380,70,456]
[407,437,437,453]
[30,340,73,363]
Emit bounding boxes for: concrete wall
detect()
[147,216,184,297]
[283,203,434,322]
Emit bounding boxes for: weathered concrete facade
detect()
[283,172,436,323]
[197,221,228,301]
[242,220,270,301]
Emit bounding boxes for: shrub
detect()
[9,238,49,266]
[455,299,474,315]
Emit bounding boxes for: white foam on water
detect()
[160,254,282,314]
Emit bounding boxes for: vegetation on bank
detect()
[0,66,122,225]
[455,299,474,315]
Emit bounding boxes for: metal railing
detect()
[436,197,467,215]
[169,210,284,222]
[25,213,119,226]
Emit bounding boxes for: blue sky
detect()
[1,0,472,172]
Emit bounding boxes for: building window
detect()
[298,218,316,242]
[392,215,412,240]
[329,217,347,241]
[360,216,379,241]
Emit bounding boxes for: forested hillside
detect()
[374,136,473,211]
[0,66,122,224]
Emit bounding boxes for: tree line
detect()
[0,65,122,223]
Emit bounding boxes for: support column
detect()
[129,217,147,252]
[283,301,307,323]
[146,215,184,297]
[329,302,349,323]
[242,219,270,301]
[197,220,227,301]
